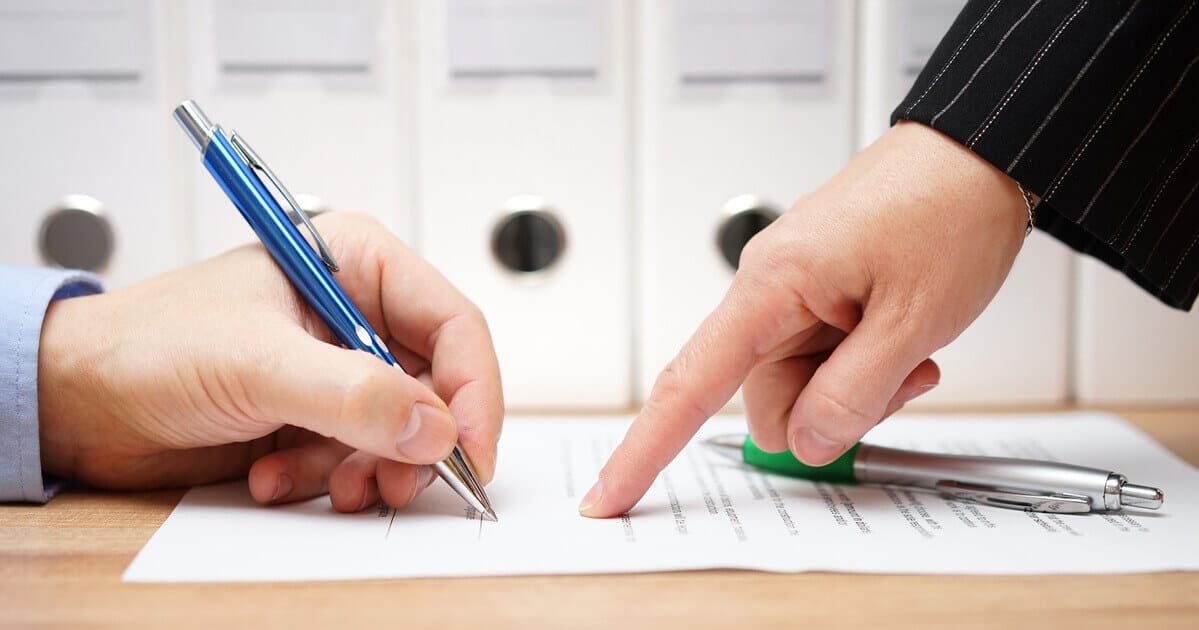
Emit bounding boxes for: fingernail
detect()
[396,403,457,462]
[792,427,846,466]
[409,466,436,504]
[417,465,436,488]
[271,473,293,502]
[578,480,604,517]
[356,476,379,512]
[903,382,939,404]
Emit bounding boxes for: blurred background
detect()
[0,0,1195,412]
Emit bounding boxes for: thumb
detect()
[787,312,934,465]
[247,331,458,465]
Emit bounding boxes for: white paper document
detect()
[124,413,1199,581]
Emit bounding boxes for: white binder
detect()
[0,0,187,289]
[1075,258,1199,404]
[184,0,414,259]
[415,0,632,410]
[636,0,856,407]
[858,0,1071,406]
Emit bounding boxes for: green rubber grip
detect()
[743,440,860,484]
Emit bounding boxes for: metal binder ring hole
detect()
[38,195,115,272]
[491,197,567,274]
[715,195,780,271]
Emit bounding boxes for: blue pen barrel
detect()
[176,99,490,519]
[201,130,399,368]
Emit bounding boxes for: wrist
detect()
[889,120,1031,241]
[37,294,99,481]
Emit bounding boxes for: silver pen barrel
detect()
[854,444,1163,512]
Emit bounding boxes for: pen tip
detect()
[482,509,498,522]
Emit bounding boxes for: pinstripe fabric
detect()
[893,0,1199,310]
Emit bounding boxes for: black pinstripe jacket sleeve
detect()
[892,0,1199,310]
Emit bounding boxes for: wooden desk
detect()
[3,409,1197,629]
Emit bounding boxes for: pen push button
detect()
[715,194,779,271]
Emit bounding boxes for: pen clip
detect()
[934,480,1092,514]
[229,131,340,273]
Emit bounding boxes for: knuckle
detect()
[804,389,878,443]
[736,238,818,309]
[650,360,688,406]
[333,364,397,429]
[464,301,490,333]
[737,230,772,271]
[649,359,717,427]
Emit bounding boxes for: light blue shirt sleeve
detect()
[0,265,103,503]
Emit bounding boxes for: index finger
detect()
[424,306,503,484]
[579,282,804,518]
[376,243,503,485]
[321,214,504,483]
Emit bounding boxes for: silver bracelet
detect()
[1017,182,1038,236]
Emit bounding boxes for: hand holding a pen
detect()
[582,122,1031,518]
[37,213,503,513]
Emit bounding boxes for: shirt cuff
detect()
[0,266,103,503]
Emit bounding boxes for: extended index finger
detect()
[580,283,799,518]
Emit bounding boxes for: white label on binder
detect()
[677,0,830,84]
[213,0,374,73]
[0,0,144,80]
[446,0,598,78]
[900,0,963,80]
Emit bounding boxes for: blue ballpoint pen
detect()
[173,100,495,521]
